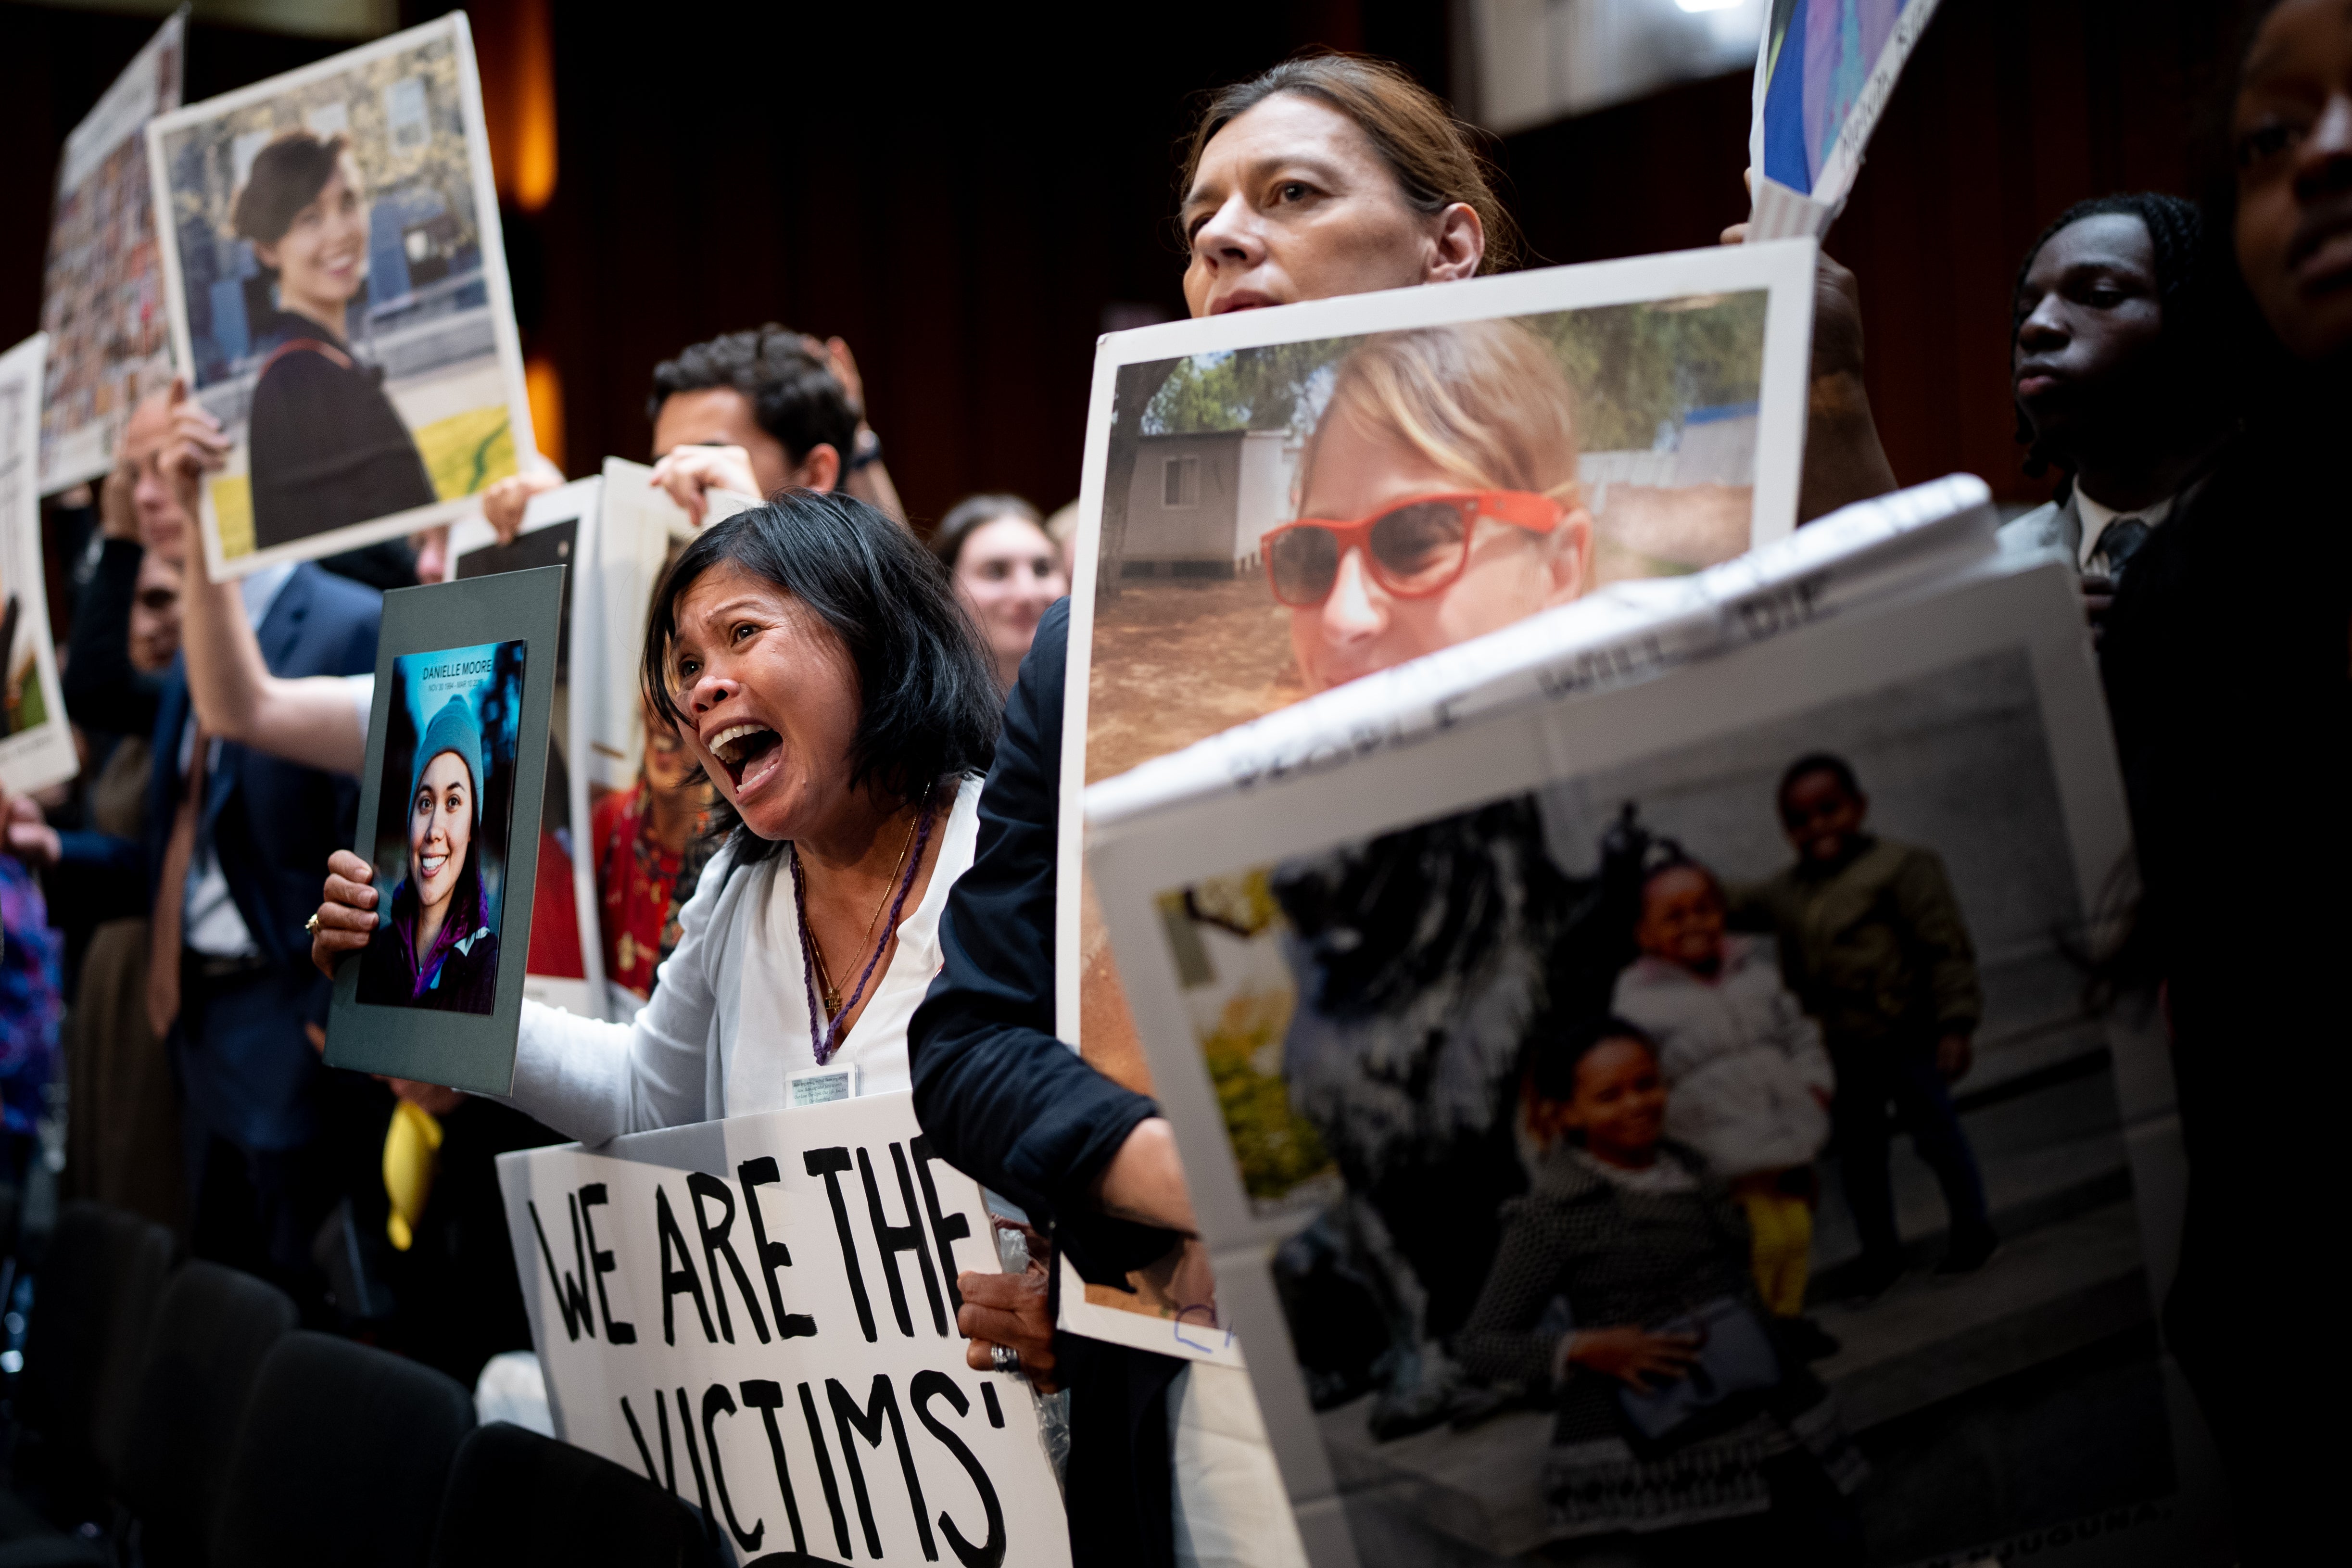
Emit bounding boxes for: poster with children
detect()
[1083,480,2226,1567]
[1054,242,1820,1360]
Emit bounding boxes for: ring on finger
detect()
[989,1344,1025,1381]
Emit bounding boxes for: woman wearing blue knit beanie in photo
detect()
[356,695,501,1012]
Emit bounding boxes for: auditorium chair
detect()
[116,1261,299,1567]
[212,1332,476,1568]
[427,1421,725,1568]
[0,1201,174,1549]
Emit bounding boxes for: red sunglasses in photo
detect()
[1261,490,1570,608]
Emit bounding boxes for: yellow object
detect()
[414,405,516,501]
[1737,1188,1815,1317]
[382,1099,445,1252]
[211,475,255,559]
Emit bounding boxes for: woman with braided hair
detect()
[1996,192,2238,623]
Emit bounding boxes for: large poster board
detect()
[1085,480,2226,1566]
[38,10,185,494]
[0,337,78,795]
[496,1091,1072,1567]
[326,565,563,1093]
[146,13,534,580]
[1054,242,1818,1360]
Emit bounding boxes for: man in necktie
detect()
[149,387,382,1307]
[1997,192,2238,637]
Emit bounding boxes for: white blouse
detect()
[501,776,982,1145]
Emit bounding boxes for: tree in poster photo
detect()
[358,695,499,1012]
[232,132,436,551]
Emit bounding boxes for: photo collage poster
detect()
[328,564,562,1094]
[1054,240,1820,1361]
[37,9,185,494]
[1085,490,2222,1567]
[449,479,600,1018]
[0,336,79,795]
[145,13,534,581]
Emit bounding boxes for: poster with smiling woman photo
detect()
[330,566,561,1094]
[144,13,532,582]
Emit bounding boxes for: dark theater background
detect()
[2,0,2251,536]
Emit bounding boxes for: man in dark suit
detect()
[147,558,379,1300]
[149,384,383,1304]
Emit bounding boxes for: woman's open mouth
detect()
[708,721,784,793]
[418,852,447,879]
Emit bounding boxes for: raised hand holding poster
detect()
[1747,0,1947,240]
[145,13,534,581]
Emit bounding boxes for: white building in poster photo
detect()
[1119,429,1302,577]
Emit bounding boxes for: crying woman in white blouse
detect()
[307,491,1005,1141]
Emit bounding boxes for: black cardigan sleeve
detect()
[910,598,1176,1281]
[61,537,165,739]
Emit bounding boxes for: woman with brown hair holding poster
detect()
[232,131,437,556]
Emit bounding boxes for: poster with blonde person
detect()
[144,14,532,581]
[1056,242,1819,1360]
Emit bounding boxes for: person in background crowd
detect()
[591,695,713,1003]
[1455,1022,1864,1565]
[229,130,430,593]
[930,493,1068,690]
[1735,754,1991,1301]
[307,493,1000,1128]
[0,829,65,1188]
[2099,2,2352,1558]
[479,326,906,537]
[22,536,189,1228]
[136,380,385,1316]
[1997,193,2236,632]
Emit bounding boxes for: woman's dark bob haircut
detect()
[233,131,351,249]
[642,490,1000,860]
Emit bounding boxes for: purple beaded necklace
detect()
[793,788,938,1065]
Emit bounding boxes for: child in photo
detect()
[1612,851,1834,1332]
[1456,1022,1863,1562]
[1738,753,1993,1297]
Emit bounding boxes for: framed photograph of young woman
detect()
[0,335,79,794]
[1053,244,1820,1359]
[144,13,533,581]
[328,564,562,1095]
[1084,493,2224,1567]
[37,9,183,494]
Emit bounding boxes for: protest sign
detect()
[146,13,534,580]
[1085,479,2224,1566]
[37,10,184,494]
[497,1090,1070,1567]
[1747,0,1947,240]
[327,565,563,1092]
[449,481,601,1017]
[1053,241,1818,1360]
[0,336,78,796]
